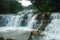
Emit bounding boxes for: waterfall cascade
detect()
[1,11,60,40]
[0,10,40,40]
[37,13,60,40]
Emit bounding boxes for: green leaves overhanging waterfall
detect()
[30,0,60,12]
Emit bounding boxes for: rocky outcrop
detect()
[0,16,8,27]
[28,12,51,40]
[0,37,4,40]
[6,38,14,40]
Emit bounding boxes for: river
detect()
[0,10,60,40]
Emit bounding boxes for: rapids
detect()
[0,10,39,40]
[0,11,60,40]
[38,13,60,40]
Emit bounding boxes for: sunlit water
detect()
[38,13,60,40]
[0,11,60,40]
[0,10,39,40]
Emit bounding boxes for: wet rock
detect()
[23,14,28,19]
[50,39,55,40]
[20,19,27,26]
[28,32,33,40]
[28,38,32,40]
[0,16,8,27]
[0,37,4,40]
[32,30,42,36]
[40,34,45,37]
[6,38,14,40]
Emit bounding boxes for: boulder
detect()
[6,38,14,40]
[0,37,4,40]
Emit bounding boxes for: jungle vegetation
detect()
[0,0,23,14]
[30,0,60,12]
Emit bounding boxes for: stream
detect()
[0,10,60,40]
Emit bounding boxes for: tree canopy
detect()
[0,0,23,14]
[30,0,60,12]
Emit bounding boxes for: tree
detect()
[29,0,60,12]
[9,1,23,13]
[0,0,23,14]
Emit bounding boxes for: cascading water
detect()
[0,10,38,40]
[36,13,60,40]
[7,14,25,27]
[27,14,37,28]
[1,11,60,40]
[6,10,37,27]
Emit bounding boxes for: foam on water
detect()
[38,13,60,40]
[0,10,39,40]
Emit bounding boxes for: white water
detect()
[37,13,60,40]
[0,10,38,40]
[7,14,25,26]
[1,11,60,40]
[27,14,37,28]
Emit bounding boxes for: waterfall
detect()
[6,10,37,27]
[7,14,25,27]
[0,10,39,40]
[27,14,37,28]
[1,11,60,40]
[36,13,60,40]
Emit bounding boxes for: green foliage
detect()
[30,0,60,12]
[40,20,48,31]
[30,0,53,31]
[32,10,51,31]
[32,9,43,15]
[9,1,23,13]
[40,24,46,31]
[0,0,23,14]
[23,5,36,10]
